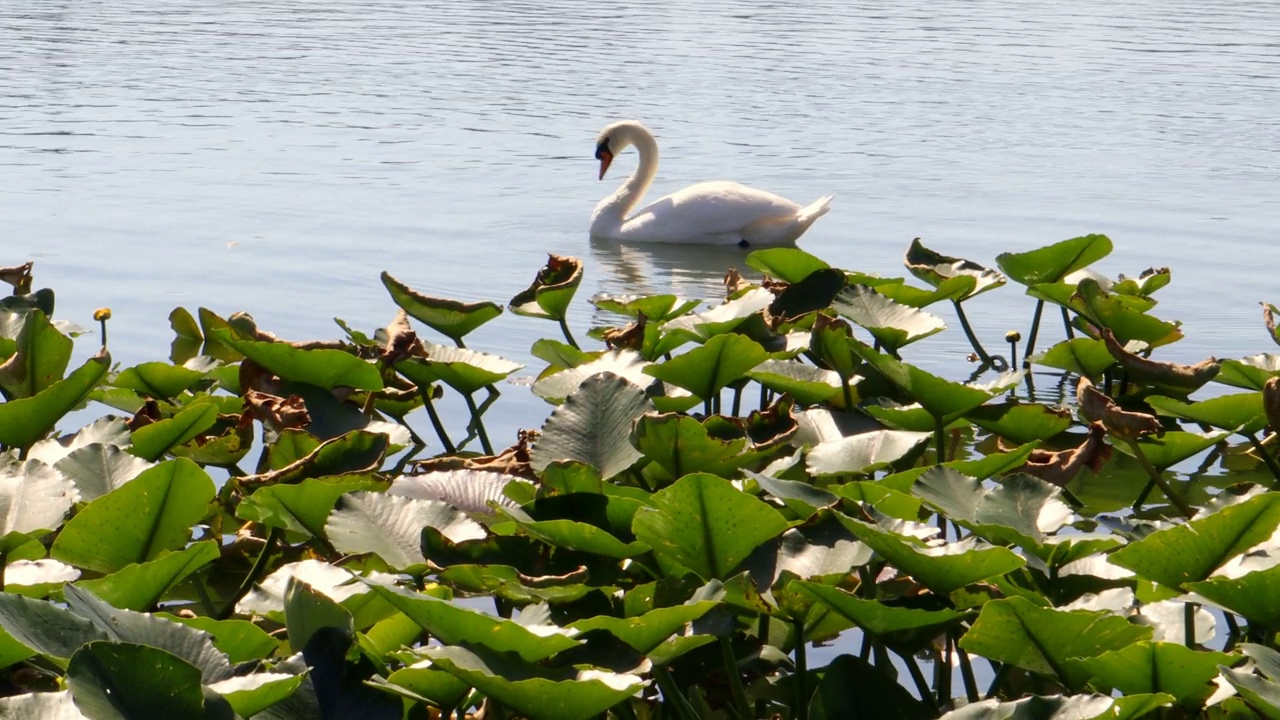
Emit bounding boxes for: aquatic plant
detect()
[0,235,1279,719]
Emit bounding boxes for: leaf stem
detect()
[654,666,699,720]
[419,386,456,454]
[793,620,809,720]
[463,392,494,455]
[1123,438,1195,519]
[935,415,947,465]
[558,316,580,350]
[900,648,932,703]
[985,660,1011,699]
[1022,300,1046,367]
[719,635,752,720]
[1060,306,1075,338]
[954,630,980,703]
[1246,432,1280,486]
[218,526,281,620]
[1184,600,1197,649]
[952,300,991,364]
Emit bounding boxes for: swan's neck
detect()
[590,131,659,235]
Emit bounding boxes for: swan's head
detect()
[594,120,648,181]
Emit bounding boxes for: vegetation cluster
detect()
[2,235,1280,719]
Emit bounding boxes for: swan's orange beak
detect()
[596,149,613,180]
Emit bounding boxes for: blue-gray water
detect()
[4,0,1279,438]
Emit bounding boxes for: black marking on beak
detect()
[595,138,611,159]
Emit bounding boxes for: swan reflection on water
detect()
[588,234,762,310]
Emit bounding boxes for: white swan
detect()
[589,120,833,247]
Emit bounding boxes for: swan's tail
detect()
[797,194,834,225]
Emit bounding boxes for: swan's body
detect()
[590,120,833,247]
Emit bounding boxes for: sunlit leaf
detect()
[904,237,1006,299]
[380,271,502,343]
[129,402,219,462]
[531,372,650,479]
[112,361,205,399]
[1147,392,1267,435]
[996,234,1114,286]
[745,247,831,283]
[326,492,486,571]
[966,401,1073,444]
[1110,430,1229,472]
[852,342,994,421]
[76,541,219,611]
[66,642,214,720]
[913,469,1072,549]
[644,333,767,402]
[837,515,1025,594]
[832,285,946,351]
[806,430,931,476]
[797,582,968,651]
[0,350,109,449]
[508,254,583,321]
[1029,337,1115,378]
[0,456,75,552]
[397,341,522,395]
[1066,641,1231,706]
[212,328,382,391]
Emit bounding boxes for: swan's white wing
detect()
[621,181,805,245]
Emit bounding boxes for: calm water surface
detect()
[4,0,1279,437]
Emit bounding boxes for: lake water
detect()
[4,0,1279,440]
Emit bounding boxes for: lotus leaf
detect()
[837,514,1025,594]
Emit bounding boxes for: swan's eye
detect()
[595,139,611,160]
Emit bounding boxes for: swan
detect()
[589,120,834,247]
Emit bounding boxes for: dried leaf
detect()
[1018,422,1111,487]
[244,390,311,430]
[1265,377,1280,433]
[126,399,162,432]
[1077,376,1162,441]
[381,309,423,365]
[0,262,33,294]
[602,312,647,352]
[409,430,536,480]
[724,267,749,296]
[1100,328,1219,390]
[1265,303,1280,348]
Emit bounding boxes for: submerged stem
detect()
[1125,439,1195,519]
[463,392,494,455]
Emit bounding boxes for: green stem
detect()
[0,551,7,593]
[463,392,494,455]
[654,666,699,720]
[955,631,980,703]
[218,526,281,620]
[934,638,952,707]
[1060,306,1075,339]
[720,635,751,720]
[558,316,580,349]
[952,300,991,364]
[900,649,932,703]
[1124,439,1195,519]
[934,415,946,465]
[793,620,809,720]
[420,386,456,454]
[1184,601,1197,649]
[1247,432,1280,485]
[985,661,1011,699]
[1007,335,1019,369]
[1022,300,1046,366]
[731,384,743,417]
[841,374,855,411]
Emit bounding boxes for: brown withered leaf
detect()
[517,565,590,588]
[723,266,749,296]
[1019,422,1111,487]
[381,309,423,365]
[244,389,311,429]
[1076,375,1162,441]
[761,275,790,295]
[408,429,537,481]
[1100,327,1219,391]
[239,358,284,396]
[602,312,647,351]
[127,399,162,432]
[1264,303,1280,348]
[0,262,33,294]
[1265,377,1280,433]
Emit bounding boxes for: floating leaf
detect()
[632,412,753,479]
[1029,337,1115,378]
[129,402,219,462]
[745,247,831,283]
[1066,641,1231,706]
[76,541,220,611]
[746,359,849,406]
[0,456,75,552]
[1147,392,1267,435]
[425,644,643,720]
[112,361,205,399]
[966,401,1073,444]
[959,596,1152,688]
[508,254,583,321]
[54,444,154,502]
[996,234,1114,286]
[938,693,1171,720]
[1186,559,1280,628]
[381,272,501,343]
[769,268,847,320]
[1110,430,1229,472]
[208,673,305,719]
[326,492,486,571]
[904,237,1006,299]
[806,430,931,476]
[531,373,651,479]
[531,350,650,402]
[797,582,968,651]
[644,333,767,402]
[838,515,1025,594]
[570,600,718,653]
[1109,493,1280,589]
[212,328,382,391]
[66,642,214,720]
[0,350,109,450]
[590,293,700,323]
[832,285,946,351]
[247,430,388,486]
[913,468,1072,548]
[0,309,72,400]
[51,459,215,574]
[239,477,382,538]
[852,342,994,422]
[1217,354,1280,391]
[397,342,522,395]
[632,473,790,579]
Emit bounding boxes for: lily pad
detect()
[806,430,931,476]
[1147,392,1267,435]
[746,359,849,406]
[966,401,1073,444]
[509,254,583,321]
[1029,337,1115,378]
[832,285,946,351]
[852,342,994,422]
[76,541,220,611]
[745,247,831,283]
[0,350,109,450]
[1066,641,1231,706]
[913,468,1072,548]
[797,582,968,651]
[531,372,651,479]
[212,328,382,391]
[996,234,1114,286]
[66,641,216,720]
[643,333,767,402]
[904,237,1006,300]
[380,271,502,343]
[838,514,1025,594]
[325,492,486,571]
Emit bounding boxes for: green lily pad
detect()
[505,512,648,560]
[1147,392,1266,435]
[212,328,382,391]
[837,514,1025,594]
[129,402,219,462]
[589,293,700,322]
[396,341,522,395]
[51,459,215,574]
[644,333,767,402]
[531,372,651,479]
[366,580,580,662]
[966,402,1073,444]
[285,576,353,653]
[904,237,1006,300]
[796,582,968,651]
[381,659,471,711]
[1111,430,1230,472]
[424,644,643,720]
[0,690,85,719]
[1186,559,1280,628]
[207,672,305,719]
[113,361,205,399]
[0,350,109,450]
[509,254,583,321]
[852,342,995,422]
[0,309,72,400]
[326,492,486,571]
[1066,641,1232,706]
[569,599,718,653]
[1073,278,1183,349]
[632,473,790,580]
[959,596,1152,688]
[76,541,220,611]
[160,615,278,664]
[745,247,831,283]
[1029,337,1115,378]
[913,468,1072,548]
[380,271,502,343]
[806,430,931,476]
[769,268,847,320]
[811,654,935,720]
[632,412,755,479]
[938,693,1172,720]
[1216,354,1280,390]
[832,285,946,351]
[253,430,389,485]
[746,359,849,406]
[1109,492,1280,589]
[0,456,75,553]
[996,234,1114,286]
[875,275,977,308]
[239,476,382,539]
[67,641,217,720]
[829,481,922,519]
